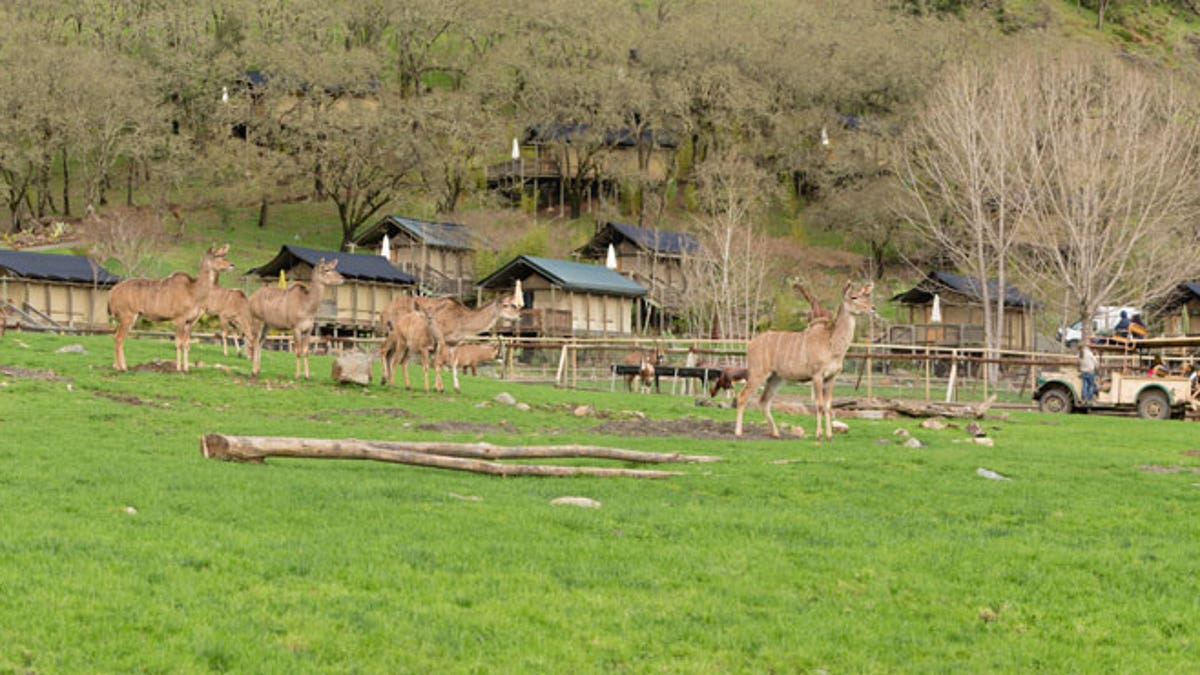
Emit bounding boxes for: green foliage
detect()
[4,331,1200,671]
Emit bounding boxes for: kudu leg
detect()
[734,372,764,437]
[174,321,190,372]
[812,378,825,441]
[113,317,134,371]
[822,376,835,441]
[760,375,785,438]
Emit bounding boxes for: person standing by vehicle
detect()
[1080,344,1098,405]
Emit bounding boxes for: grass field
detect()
[2,331,1199,673]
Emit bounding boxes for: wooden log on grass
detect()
[200,434,718,478]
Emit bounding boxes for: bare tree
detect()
[682,152,780,339]
[82,208,167,278]
[1019,54,1200,341]
[898,54,1037,375]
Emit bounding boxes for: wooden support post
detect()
[555,344,568,387]
[945,349,958,403]
[924,345,931,402]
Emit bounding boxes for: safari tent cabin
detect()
[1148,282,1200,336]
[0,249,120,330]
[246,245,416,334]
[574,221,697,312]
[477,255,647,337]
[353,215,477,299]
[575,221,698,333]
[890,271,1038,351]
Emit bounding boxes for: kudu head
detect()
[202,244,235,281]
[314,258,345,287]
[841,281,876,317]
[494,284,523,324]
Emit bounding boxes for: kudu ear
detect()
[843,280,854,297]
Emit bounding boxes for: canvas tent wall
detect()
[246,245,417,333]
[0,249,120,330]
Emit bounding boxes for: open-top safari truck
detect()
[1033,336,1200,420]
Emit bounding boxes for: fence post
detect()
[945,349,958,403]
[925,345,931,402]
[555,344,568,387]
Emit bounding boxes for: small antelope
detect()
[709,366,748,398]
[379,308,444,392]
[248,258,345,379]
[109,244,234,372]
[429,291,523,393]
[736,281,874,441]
[622,349,663,392]
[444,341,501,376]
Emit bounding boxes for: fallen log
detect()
[200,434,714,478]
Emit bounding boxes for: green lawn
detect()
[2,331,1198,672]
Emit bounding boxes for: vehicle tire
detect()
[1137,389,1171,420]
[1038,387,1074,415]
[1065,339,1079,349]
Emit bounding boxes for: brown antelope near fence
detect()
[444,341,501,376]
[248,258,345,379]
[109,244,234,372]
[204,286,253,357]
[430,290,523,393]
[621,348,663,392]
[736,281,875,440]
[379,308,444,392]
[709,366,748,398]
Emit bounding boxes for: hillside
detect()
[7,0,1200,335]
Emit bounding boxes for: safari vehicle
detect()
[1034,337,1199,420]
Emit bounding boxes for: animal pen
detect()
[473,336,1068,407]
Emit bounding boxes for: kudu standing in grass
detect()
[378,307,444,392]
[247,258,345,379]
[736,281,875,440]
[445,341,501,376]
[377,295,458,391]
[109,244,234,372]
[378,287,522,392]
[433,290,523,393]
[204,286,253,357]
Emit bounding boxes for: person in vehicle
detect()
[1113,310,1131,338]
[1129,313,1149,340]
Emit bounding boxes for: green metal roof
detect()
[478,255,646,297]
[354,215,477,251]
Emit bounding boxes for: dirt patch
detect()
[0,364,71,382]
[93,390,169,408]
[310,408,415,421]
[417,421,521,435]
[129,360,181,374]
[1139,465,1200,474]
[590,417,796,440]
